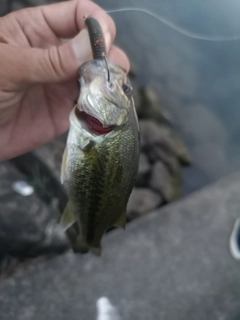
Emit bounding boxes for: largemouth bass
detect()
[60,18,140,255]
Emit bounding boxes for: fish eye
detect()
[122,83,132,96]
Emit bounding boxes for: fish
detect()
[60,17,140,255]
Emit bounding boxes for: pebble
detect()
[12,181,34,196]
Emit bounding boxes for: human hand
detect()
[0,0,129,161]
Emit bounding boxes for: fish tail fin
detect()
[73,234,89,254]
[73,235,102,256]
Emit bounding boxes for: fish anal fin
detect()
[114,210,126,229]
[60,202,77,231]
[71,233,89,254]
[61,147,68,184]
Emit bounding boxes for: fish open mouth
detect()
[75,108,114,135]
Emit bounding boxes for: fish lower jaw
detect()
[74,107,115,136]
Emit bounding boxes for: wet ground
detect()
[2,171,240,319]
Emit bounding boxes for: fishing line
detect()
[88,7,240,42]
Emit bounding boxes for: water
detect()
[96,0,240,194]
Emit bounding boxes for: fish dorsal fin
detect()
[61,147,68,184]
[114,210,126,229]
[60,201,77,231]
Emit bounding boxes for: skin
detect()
[0,0,129,161]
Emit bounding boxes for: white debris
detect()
[96,297,121,320]
[229,218,240,260]
[12,181,34,196]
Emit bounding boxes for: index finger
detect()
[39,0,116,41]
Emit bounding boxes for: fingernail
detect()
[71,29,112,66]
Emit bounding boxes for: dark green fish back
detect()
[65,107,139,250]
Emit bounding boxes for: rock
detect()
[149,147,183,176]
[33,133,67,182]
[135,153,151,187]
[0,255,53,281]
[140,120,191,165]
[1,172,240,319]
[0,162,69,260]
[149,161,181,202]
[138,86,172,124]
[11,150,68,212]
[127,188,162,220]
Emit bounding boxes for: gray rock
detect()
[0,162,69,259]
[0,255,53,282]
[33,133,67,182]
[127,188,162,220]
[1,172,240,319]
[149,146,183,176]
[140,120,191,165]
[138,86,172,124]
[135,153,151,186]
[150,161,181,202]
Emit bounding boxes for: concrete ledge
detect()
[1,172,240,319]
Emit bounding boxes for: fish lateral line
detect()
[86,7,240,42]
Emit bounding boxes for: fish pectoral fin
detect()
[60,202,77,231]
[60,147,68,184]
[114,210,126,229]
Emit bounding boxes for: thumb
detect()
[0,29,112,89]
